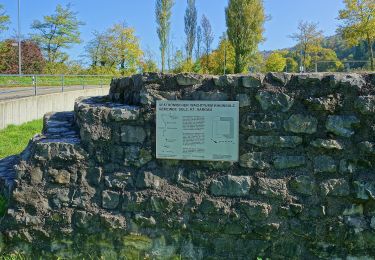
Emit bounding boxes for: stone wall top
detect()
[109,72,375,106]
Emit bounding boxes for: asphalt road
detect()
[0,85,105,101]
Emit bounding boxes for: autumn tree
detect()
[226,0,266,73]
[290,21,323,72]
[0,40,45,74]
[141,49,159,73]
[338,0,375,70]
[31,4,84,63]
[184,0,197,62]
[0,4,10,35]
[170,49,186,72]
[156,0,174,72]
[201,15,214,73]
[86,31,107,67]
[109,23,143,75]
[86,31,115,68]
[264,52,286,72]
[316,48,344,72]
[206,35,235,75]
[286,57,299,72]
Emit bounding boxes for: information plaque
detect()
[156,100,239,162]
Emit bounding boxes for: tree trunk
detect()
[206,52,210,73]
[235,51,241,74]
[369,39,374,71]
[161,48,165,73]
[120,57,125,76]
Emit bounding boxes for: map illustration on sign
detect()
[156,100,239,162]
[212,117,234,143]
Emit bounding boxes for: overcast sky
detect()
[1,0,345,65]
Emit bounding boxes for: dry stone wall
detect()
[1,72,375,259]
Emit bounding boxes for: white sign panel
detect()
[156,100,239,162]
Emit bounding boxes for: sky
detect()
[1,0,345,66]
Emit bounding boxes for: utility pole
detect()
[18,0,22,75]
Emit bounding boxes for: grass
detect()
[0,75,114,88]
[0,119,43,159]
[0,120,43,260]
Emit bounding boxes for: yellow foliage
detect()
[264,52,286,72]
[109,23,144,75]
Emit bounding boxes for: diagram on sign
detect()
[160,113,179,152]
[211,117,235,144]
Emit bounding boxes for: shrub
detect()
[0,195,6,217]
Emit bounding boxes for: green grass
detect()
[0,75,114,88]
[0,119,43,159]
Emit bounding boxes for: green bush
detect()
[0,252,27,260]
[0,195,6,217]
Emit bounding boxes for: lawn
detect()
[0,119,43,159]
[0,75,114,88]
[0,120,43,257]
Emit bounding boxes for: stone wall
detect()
[1,72,375,259]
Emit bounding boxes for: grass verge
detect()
[0,119,43,159]
[0,75,114,88]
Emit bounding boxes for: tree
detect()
[338,0,375,70]
[205,36,235,75]
[226,0,266,73]
[156,0,174,72]
[0,4,10,35]
[264,52,286,72]
[195,26,202,60]
[30,4,84,63]
[141,49,159,73]
[170,49,185,72]
[184,0,197,61]
[316,48,344,72]
[0,40,45,74]
[201,15,214,73]
[286,57,299,72]
[86,31,106,67]
[290,21,323,72]
[86,30,115,68]
[109,23,143,76]
[323,34,374,70]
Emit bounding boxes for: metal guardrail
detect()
[297,60,372,73]
[0,74,115,98]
